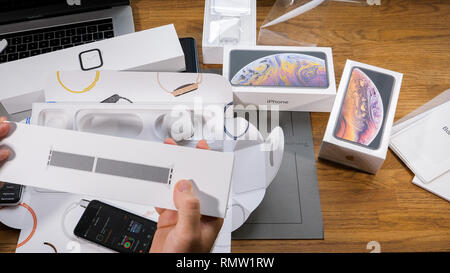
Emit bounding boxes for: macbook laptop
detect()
[0,0,135,63]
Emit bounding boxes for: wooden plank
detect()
[1,0,449,253]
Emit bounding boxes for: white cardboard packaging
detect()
[30,102,285,231]
[0,122,234,218]
[0,24,185,114]
[44,71,232,107]
[31,103,226,151]
[390,102,449,184]
[222,45,336,112]
[389,91,450,202]
[202,0,256,64]
[319,60,403,174]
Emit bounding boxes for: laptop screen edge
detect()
[0,0,130,25]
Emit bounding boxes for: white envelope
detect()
[390,101,450,184]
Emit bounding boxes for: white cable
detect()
[61,200,85,242]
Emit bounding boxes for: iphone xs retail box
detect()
[0,24,185,114]
[223,45,336,112]
[319,60,403,174]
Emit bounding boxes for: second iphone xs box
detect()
[319,60,403,174]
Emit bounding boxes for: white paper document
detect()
[412,174,450,202]
[0,123,234,218]
[390,101,450,184]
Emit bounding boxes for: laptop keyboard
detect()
[0,18,114,64]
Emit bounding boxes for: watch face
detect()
[79,49,103,71]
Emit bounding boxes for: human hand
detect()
[0,116,12,193]
[149,139,224,253]
[0,117,11,162]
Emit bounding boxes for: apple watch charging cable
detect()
[61,199,90,242]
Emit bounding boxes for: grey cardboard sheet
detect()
[0,103,31,122]
[200,68,223,75]
[232,111,323,239]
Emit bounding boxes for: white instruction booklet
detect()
[0,122,234,218]
[390,101,449,184]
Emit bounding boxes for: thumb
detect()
[173,180,201,234]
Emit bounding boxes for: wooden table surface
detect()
[1,0,449,253]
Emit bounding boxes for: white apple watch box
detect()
[0,24,185,114]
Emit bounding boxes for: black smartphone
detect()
[179,37,199,73]
[333,66,395,150]
[74,200,157,253]
[0,182,23,206]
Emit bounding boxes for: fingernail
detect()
[164,138,177,145]
[177,180,192,193]
[196,139,210,149]
[0,123,9,134]
[0,148,10,158]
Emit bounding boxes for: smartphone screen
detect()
[0,182,23,205]
[333,66,395,149]
[74,200,157,253]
